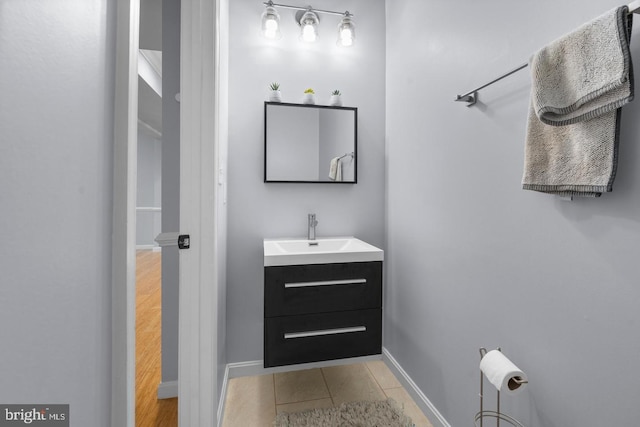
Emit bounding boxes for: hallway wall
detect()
[160,0,181,386]
[136,127,162,248]
[385,1,640,426]
[0,1,115,425]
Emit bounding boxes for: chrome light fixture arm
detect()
[262,1,356,46]
[263,1,353,18]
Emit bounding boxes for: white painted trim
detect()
[138,49,162,97]
[137,118,162,138]
[135,244,160,251]
[157,380,179,399]
[382,348,452,427]
[178,0,218,424]
[227,354,383,379]
[216,364,230,426]
[136,206,162,212]
[140,49,163,76]
[112,1,139,426]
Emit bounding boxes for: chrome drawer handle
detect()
[284,278,367,288]
[284,326,367,339]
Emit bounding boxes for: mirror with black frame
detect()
[264,102,357,183]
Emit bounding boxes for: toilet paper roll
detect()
[479,350,528,394]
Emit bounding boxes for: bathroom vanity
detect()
[263,237,383,368]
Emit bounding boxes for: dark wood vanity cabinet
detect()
[264,261,382,368]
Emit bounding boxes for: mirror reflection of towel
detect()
[329,157,342,181]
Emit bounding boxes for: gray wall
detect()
[385,1,640,426]
[136,127,162,248]
[140,0,162,51]
[227,0,386,362]
[161,0,180,384]
[0,1,114,425]
[218,0,231,404]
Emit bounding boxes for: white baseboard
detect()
[217,364,230,427]
[135,244,161,251]
[382,348,451,427]
[216,349,451,427]
[157,380,178,399]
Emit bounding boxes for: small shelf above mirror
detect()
[264,102,358,183]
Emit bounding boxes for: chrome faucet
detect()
[307,213,318,240]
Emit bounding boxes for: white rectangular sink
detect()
[263,237,384,266]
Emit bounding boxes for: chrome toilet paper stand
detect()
[474,347,528,427]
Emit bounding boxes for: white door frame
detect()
[178,0,219,425]
[112,0,219,425]
[111,1,139,425]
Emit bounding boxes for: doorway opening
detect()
[135,1,180,424]
[112,0,222,425]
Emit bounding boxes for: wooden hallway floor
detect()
[136,249,177,426]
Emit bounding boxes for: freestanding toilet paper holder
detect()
[474,347,528,427]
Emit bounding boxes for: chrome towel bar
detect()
[455,1,640,106]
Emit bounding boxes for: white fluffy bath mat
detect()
[273,398,414,427]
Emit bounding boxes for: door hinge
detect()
[178,234,191,249]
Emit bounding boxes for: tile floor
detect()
[221,361,434,427]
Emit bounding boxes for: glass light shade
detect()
[299,10,319,43]
[337,14,355,47]
[261,5,281,39]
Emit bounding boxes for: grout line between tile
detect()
[270,374,277,415]
[319,368,336,407]
[364,361,388,392]
[276,396,333,406]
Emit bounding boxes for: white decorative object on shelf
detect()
[329,90,342,106]
[268,82,282,102]
[302,88,316,104]
[269,90,282,102]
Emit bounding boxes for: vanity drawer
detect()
[264,308,382,368]
[264,261,382,317]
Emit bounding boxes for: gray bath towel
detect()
[522,6,634,197]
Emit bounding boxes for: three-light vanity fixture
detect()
[261,0,355,46]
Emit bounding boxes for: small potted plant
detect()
[268,82,282,102]
[329,89,342,106]
[302,88,315,104]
